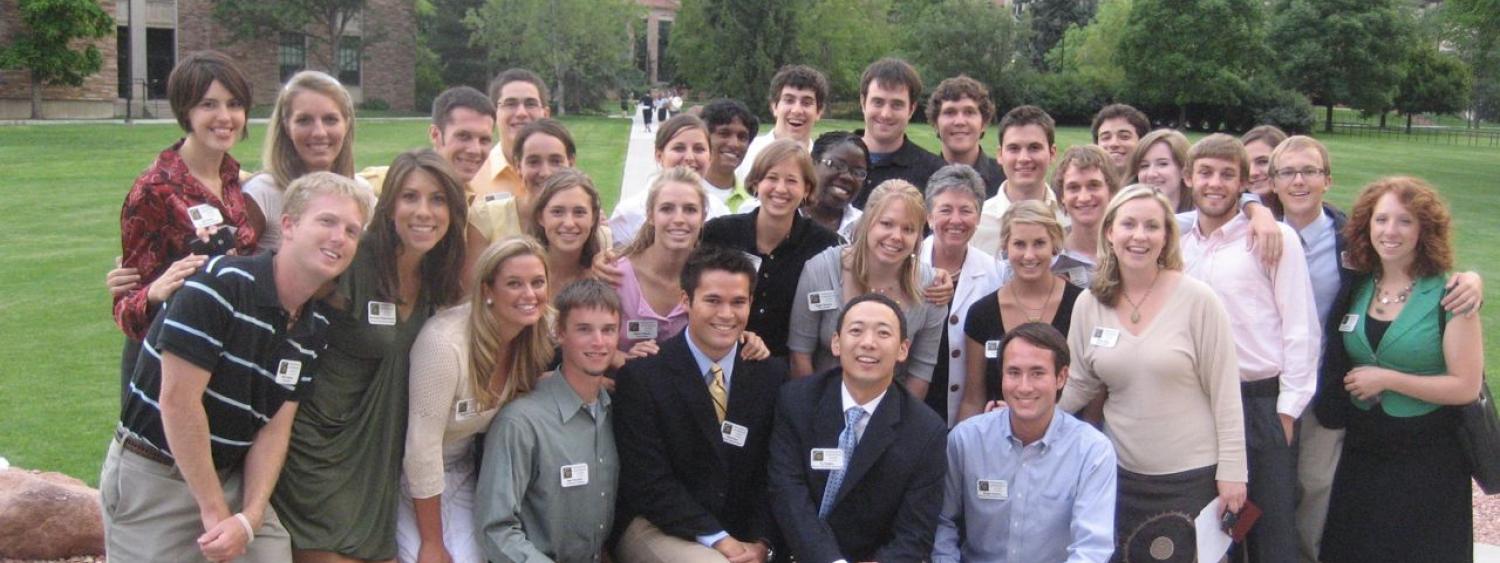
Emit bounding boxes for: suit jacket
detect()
[1311,203,1361,428]
[768,369,948,563]
[612,333,788,546]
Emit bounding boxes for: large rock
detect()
[0,468,105,560]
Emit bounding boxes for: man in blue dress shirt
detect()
[933,322,1117,563]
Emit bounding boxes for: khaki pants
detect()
[99,439,291,562]
[614,517,728,563]
[1295,409,1345,563]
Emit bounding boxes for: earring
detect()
[485,297,493,306]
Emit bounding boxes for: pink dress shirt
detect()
[615,256,690,352]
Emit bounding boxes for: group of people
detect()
[638,89,685,134]
[97,49,1488,563]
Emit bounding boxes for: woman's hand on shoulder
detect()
[739,331,770,361]
[923,268,955,306]
[592,249,623,287]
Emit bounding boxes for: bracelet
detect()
[233,512,255,542]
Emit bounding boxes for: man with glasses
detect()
[472,68,551,201]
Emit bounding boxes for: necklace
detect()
[1373,275,1414,316]
[1009,275,1057,323]
[1121,268,1161,324]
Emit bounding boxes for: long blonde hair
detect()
[1091,184,1183,307]
[467,236,555,409]
[846,179,924,303]
[621,166,708,258]
[262,70,356,188]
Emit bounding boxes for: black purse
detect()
[1458,379,1500,494]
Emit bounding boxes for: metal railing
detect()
[1325,122,1500,147]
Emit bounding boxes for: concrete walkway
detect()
[619,106,660,203]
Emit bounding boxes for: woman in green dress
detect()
[271,149,469,562]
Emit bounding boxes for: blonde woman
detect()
[398,237,553,563]
[245,70,373,251]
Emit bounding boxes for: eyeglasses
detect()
[819,158,868,180]
[1271,168,1327,181]
[499,98,544,111]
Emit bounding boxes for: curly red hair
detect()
[1342,176,1453,278]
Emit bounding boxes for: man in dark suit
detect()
[769,293,948,563]
[613,245,787,563]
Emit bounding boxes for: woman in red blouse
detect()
[112,51,259,401]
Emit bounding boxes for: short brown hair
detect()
[431,86,495,130]
[769,65,830,109]
[528,168,603,269]
[999,105,1055,147]
[1001,322,1070,374]
[167,51,252,138]
[1051,144,1121,203]
[746,139,817,205]
[859,58,923,104]
[1241,125,1288,151]
[554,278,621,329]
[1090,104,1148,142]
[654,114,709,154]
[1269,135,1331,176]
[926,75,994,126]
[1343,177,1453,278]
[511,118,577,166]
[1185,133,1250,183]
[488,68,550,107]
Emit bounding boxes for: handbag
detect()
[1457,379,1500,495]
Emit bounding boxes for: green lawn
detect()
[1,116,1495,484]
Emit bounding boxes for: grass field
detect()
[1,115,1495,484]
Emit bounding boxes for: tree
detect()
[417,0,489,95]
[1268,0,1416,132]
[0,0,115,119]
[901,0,1029,112]
[1444,0,1500,125]
[1046,0,1130,101]
[1394,45,1473,133]
[468,0,640,115]
[668,0,801,103]
[1023,0,1098,70]
[1117,0,1269,128]
[796,0,897,102]
[213,0,372,77]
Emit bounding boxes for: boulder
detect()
[0,468,105,560]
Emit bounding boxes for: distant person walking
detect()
[640,91,654,133]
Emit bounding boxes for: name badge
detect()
[1339,250,1353,270]
[483,192,513,203]
[721,421,748,447]
[810,448,845,471]
[977,479,1008,500]
[275,359,302,386]
[808,290,838,312]
[560,463,589,487]
[454,398,477,421]
[187,204,224,230]
[742,252,763,273]
[1090,327,1120,348]
[626,320,658,340]
[367,301,397,326]
[1338,314,1359,333]
[984,340,1000,359]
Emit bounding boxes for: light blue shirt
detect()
[1295,209,1341,327]
[684,334,738,548]
[933,408,1117,563]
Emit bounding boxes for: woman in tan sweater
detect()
[1059,185,1247,562]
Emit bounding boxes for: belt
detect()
[116,428,174,466]
[1241,376,1280,398]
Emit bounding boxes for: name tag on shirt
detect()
[560,463,589,487]
[187,204,224,230]
[977,479,1008,500]
[625,320,658,340]
[483,192,513,203]
[985,340,1001,359]
[721,421,748,447]
[455,398,477,421]
[808,291,838,312]
[275,359,302,386]
[367,301,397,326]
[1339,314,1359,333]
[1090,327,1120,348]
[1339,250,1353,270]
[810,448,845,471]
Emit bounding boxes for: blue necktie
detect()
[818,406,867,519]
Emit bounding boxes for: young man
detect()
[736,65,829,181]
[769,294,948,563]
[970,105,1064,258]
[472,68,550,200]
[612,246,788,563]
[851,58,945,209]
[101,173,371,562]
[360,86,496,196]
[927,75,1005,197]
[701,99,760,212]
[934,323,1116,563]
[475,279,619,563]
[1179,134,1320,563]
[1090,103,1149,173]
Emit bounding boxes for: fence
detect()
[1326,122,1500,148]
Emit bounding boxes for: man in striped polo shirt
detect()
[101,172,371,562]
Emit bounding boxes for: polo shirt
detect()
[119,252,330,470]
[851,132,945,209]
[702,209,841,357]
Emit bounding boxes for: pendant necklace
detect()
[1121,268,1161,324]
[1373,274,1413,316]
[1009,275,1057,323]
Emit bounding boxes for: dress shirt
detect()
[1295,209,1341,327]
[685,334,739,548]
[471,144,525,200]
[615,257,690,351]
[1181,212,1321,418]
[971,181,1067,259]
[840,382,887,443]
[933,408,1117,563]
[476,371,617,563]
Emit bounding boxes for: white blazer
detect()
[919,236,1003,427]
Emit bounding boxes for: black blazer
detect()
[768,369,947,563]
[1312,203,1361,428]
[612,333,788,546]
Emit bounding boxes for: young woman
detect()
[1058,185,1247,562]
[273,150,468,562]
[920,164,1002,426]
[1242,125,1288,202]
[399,237,553,563]
[613,167,708,353]
[806,131,869,242]
[114,51,258,401]
[526,168,608,294]
[245,70,371,252]
[788,179,947,400]
[1316,178,1483,563]
[1052,145,1122,289]
[608,114,732,246]
[467,118,578,275]
[957,201,1081,423]
[1126,129,1192,213]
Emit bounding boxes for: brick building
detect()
[0,0,415,119]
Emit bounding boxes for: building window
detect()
[279,33,306,82]
[337,36,361,86]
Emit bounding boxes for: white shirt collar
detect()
[840,381,887,417]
